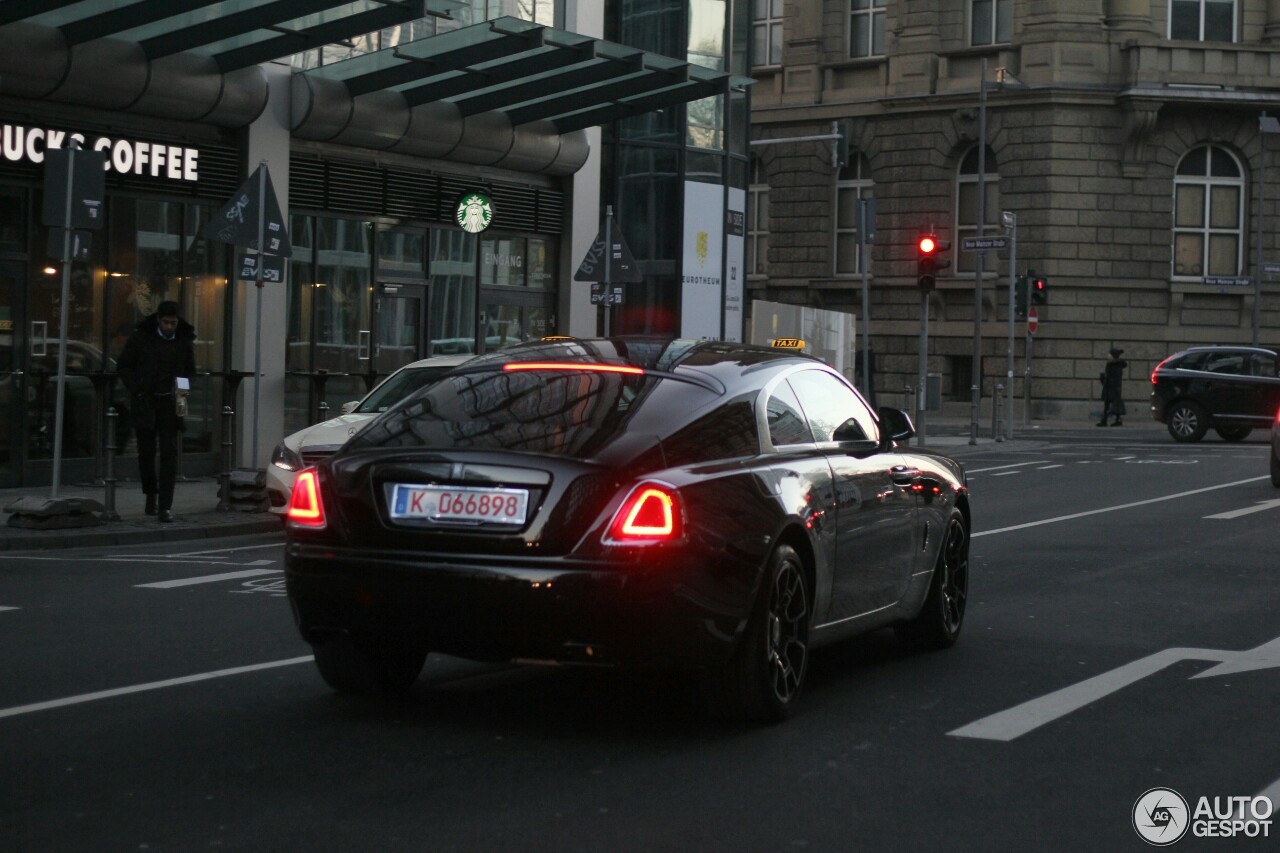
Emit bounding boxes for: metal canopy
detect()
[14,0,464,72]
[305,16,750,132]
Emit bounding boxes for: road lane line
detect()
[0,657,313,721]
[965,461,1051,474]
[1037,465,1064,470]
[0,606,17,612]
[991,471,1020,477]
[972,476,1269,538]
[171,542,282,557]
[1259,776,1280,805]
[136,569,282,589]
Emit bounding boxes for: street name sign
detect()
[1202,276,1251,287]
[961,236,1009,251]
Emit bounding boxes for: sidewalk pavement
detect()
[0,417,1164,552]
[0,476,282,552]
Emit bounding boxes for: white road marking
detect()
[972,476,1269,538]
[1203,498,1280,520]
[0,606,17,612]
[135,568,282,589]
[1115,456,1136,460]
[171,542,282,557]
[991,471,1020,477]
[0,656,313,721]
[1260,776,1280,806]
[1037,465,1064,470]
[965,461,1051,474]
[950,636,1280,742]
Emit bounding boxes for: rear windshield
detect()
[346,368,756,465]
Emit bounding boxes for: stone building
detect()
[749,0,1280,422]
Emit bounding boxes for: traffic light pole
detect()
[917,291,929,446]
[1005,212,1017,441]
[970,58,989,446]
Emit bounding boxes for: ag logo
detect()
[456,192,493,234]
[1133,788,1189,845]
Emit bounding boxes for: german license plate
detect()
[389,484,529,525]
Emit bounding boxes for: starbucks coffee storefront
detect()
[0,4,744,486]
[0,117,243,488]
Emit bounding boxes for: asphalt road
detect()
[1,430,1277,851]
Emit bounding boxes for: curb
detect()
[0,516,283,552]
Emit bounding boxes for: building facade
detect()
[0,0,746,488]
[750,0,1280,421]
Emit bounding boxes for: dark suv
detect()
[1150,346,1280,442]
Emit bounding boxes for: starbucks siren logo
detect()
[456,192,493,233]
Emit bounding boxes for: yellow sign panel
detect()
[540,335,574,341]
[770,338,806,350]
[0,319,12,331]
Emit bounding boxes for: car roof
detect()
[1171,345,1278,356]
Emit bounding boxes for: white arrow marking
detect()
[136,568,281,589]
[1203,498,1280,520]
[949,635,1280,742]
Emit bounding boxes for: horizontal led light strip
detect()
[503,362,644,375]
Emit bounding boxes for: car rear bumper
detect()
[284,544,752,668]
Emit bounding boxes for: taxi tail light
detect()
[287,468,326,528]
[606,483,682,543]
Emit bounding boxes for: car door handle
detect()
[891,465,920,486]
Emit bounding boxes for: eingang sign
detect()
[1,123,199,182]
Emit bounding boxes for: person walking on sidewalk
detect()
[1097,347,1127,427]
[117,301,195,522]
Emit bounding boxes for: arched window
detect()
[1173,145,1244,278]
[835,154,874,276]
[955,146,1000,274]
[748,158,769,277]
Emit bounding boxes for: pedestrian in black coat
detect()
[117,301,196,522]
[1098,347,1127,427]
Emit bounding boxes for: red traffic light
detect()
[918,235,937,255]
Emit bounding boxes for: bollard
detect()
[993,384,1004,442]
[317,399,330,424]
[101,406,121,521]
[217,405,235,512]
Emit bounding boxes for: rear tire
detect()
[1214,425,1252,442]
[703,544,810,724]
[897,509,969,650]
[312,634,427,696]
[1167,401,1209,443]
[1271,450,1280,487]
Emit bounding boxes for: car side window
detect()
[1204,354,1245,375]
[1176,353,1206,371]
[1250,354,1278,377]
[766,381,813,446]
[787,369,879,444]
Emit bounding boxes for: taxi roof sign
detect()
[540,335,575,341]
[770,338,806,350]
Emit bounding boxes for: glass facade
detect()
[283,216,558,435]
[606,0,748,339]
[0,186,230,486]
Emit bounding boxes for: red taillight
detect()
[606,483,682,543]
[504,362,644,376]
[1151,356,1173,384]
[287,469,326,528]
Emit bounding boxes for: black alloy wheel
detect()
[1214,425,1252,442]
[1167,401,1209,443]
[312,633,427,696]
[704,544,811,723]
[898,509,969,650]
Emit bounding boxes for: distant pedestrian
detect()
[1097,347,1127,427]
[117,301,195,522]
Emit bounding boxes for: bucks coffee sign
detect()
[1,122,199,182]
[455,192,493,233]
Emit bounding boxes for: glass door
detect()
[375,282,426,378]
[0,261,23,486]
